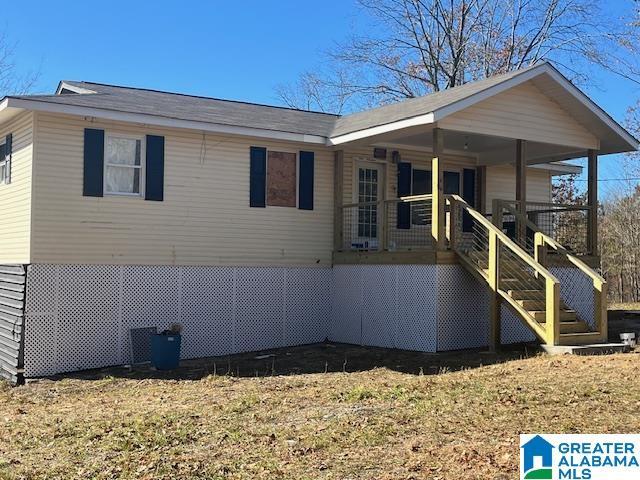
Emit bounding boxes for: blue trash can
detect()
[151,334,181,370]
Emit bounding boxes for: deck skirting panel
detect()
[22,263,591,377]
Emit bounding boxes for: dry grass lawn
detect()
[0,344,638,479]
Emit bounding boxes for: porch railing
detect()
[448,195,561,345]
[337,195,433,252]
[498,202,608,340]
[492,200,592,255]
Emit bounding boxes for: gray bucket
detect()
[619,332,637,347]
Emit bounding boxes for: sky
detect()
[4,0,640,197]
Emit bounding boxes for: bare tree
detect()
[278,0,639,111]
[600,187,640,303]
[0,30,39,96]
[275,71,352,114]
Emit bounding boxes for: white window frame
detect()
[0,138,7,185]
[104,133,145,197]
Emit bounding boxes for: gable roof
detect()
[330,62,638,154]
[0,62,637,155]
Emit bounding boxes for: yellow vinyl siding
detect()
[485,165,552,214]
[0,112,33,263]
[439,82,599,150]
[30,112,334,266]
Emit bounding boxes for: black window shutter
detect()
[4,133,11,184]
[145,135,165,201]
[83,128,104,197]
[462,168,476,232]
[250,146,266,207]
[298,151,314,210]
[397,161,411,229]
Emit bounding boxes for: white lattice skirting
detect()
[24,265,332,377]
[24,263,574,377]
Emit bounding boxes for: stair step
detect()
[530,310,577,322]
[508,289,545,300]
[516,299,570,310]
[559,331,606,345]
[476,260,524,270]
[538,320,590,334]
[480,271,534,289]
[500,278,528,289]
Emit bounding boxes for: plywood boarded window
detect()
[267,151,297,207]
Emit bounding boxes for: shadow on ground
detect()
[27,308,639,384]
[41,341,541,383]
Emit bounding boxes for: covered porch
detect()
[332,127,598,265]
[326,62,638,348]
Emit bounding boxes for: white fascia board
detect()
[327,112,435,146]
[4,98,328,145]
[55,81,98,95]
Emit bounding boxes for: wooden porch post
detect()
[333,150,344,251]
[432,128,445,250]
[587,149,598,256]
[515,139,527,243]
[488,230,501,351]
[477,165,487,215]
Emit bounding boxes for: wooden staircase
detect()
[447,196,608,347]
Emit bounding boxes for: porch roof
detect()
[329,62,638,159]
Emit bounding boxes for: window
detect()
[266,151,297,207]
[105,135,143,195]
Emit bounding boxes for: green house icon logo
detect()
[521,435,554,479]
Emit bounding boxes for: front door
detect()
[355,162,383,249]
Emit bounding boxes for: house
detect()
[0,62,636,383]
[521,435,555,474]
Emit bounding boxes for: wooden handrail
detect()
[502,203,608,340]
[399,194,433,202]
[494,198,592,256]
[501,203,605,285]
[448,194,562,346]
[448,195,560,284]
[340,194,433,210]
[496,199,592,211]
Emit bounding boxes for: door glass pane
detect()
[357,167,379,239]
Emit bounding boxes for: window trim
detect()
[0,138,7,185]
[103,132,145,197]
